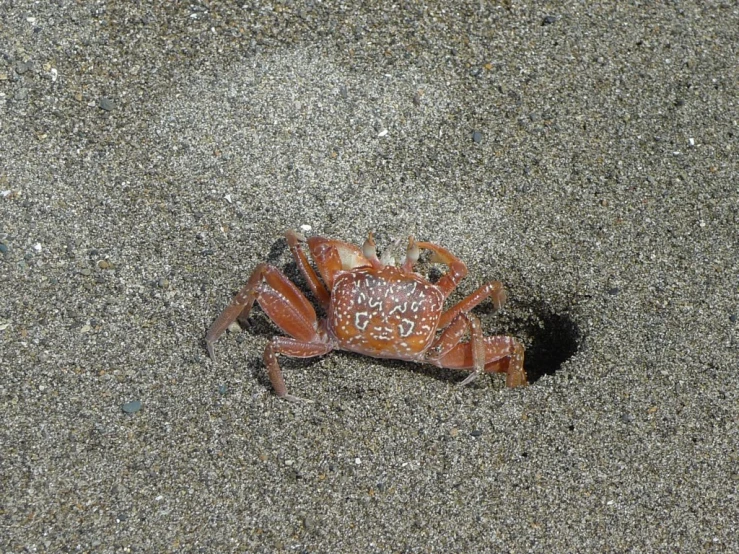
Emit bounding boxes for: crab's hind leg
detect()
[434,335,527,388]
[427,313,485,375]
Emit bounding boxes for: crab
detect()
[206,230,526,401]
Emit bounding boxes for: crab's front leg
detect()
[206,263,319,359]
[415,241,468,299]
[306,234,371,289]
[206,263,266,360]
[286,230,371,293]
[285,230,331,310]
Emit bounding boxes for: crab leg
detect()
[205,263,319,360]
[290,232,371,291]
[426,313,475,358]
[426,313,486,381]
[264,337,333,401]
[438,281,507,329]
[434,335,527,388]
[415,241,467,299]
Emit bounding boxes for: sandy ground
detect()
[1,1,737,552]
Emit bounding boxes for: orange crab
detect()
[206,230,526,401]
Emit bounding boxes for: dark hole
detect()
[521,303,580,382]
[480,299,581,384]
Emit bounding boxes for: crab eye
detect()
[406,237,420,264]
[362,232,377,260]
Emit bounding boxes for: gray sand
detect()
[1,2,737,552]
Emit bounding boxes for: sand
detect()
[1,2,737,552]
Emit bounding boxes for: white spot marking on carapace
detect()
[357,292,366,305]
[388,302,407,315]
[399,319,415,338]
[410,301,421,312]
[355,312,370,332]
[368,297,382,309]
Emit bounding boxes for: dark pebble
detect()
[470,429,483,437]
[542,15,557,25]
[218,384,228,395]
[99,97,114,111]
[122,400,142,413]
[608,287,620,296]
[0,243,8,255]
[472,130,482,144]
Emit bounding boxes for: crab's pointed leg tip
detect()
[493,289,507,311]
[508,371,528,388]
[286,229,307,242]
[281,394,315,404]
[458,371,480,387]
[206,342,216,361]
